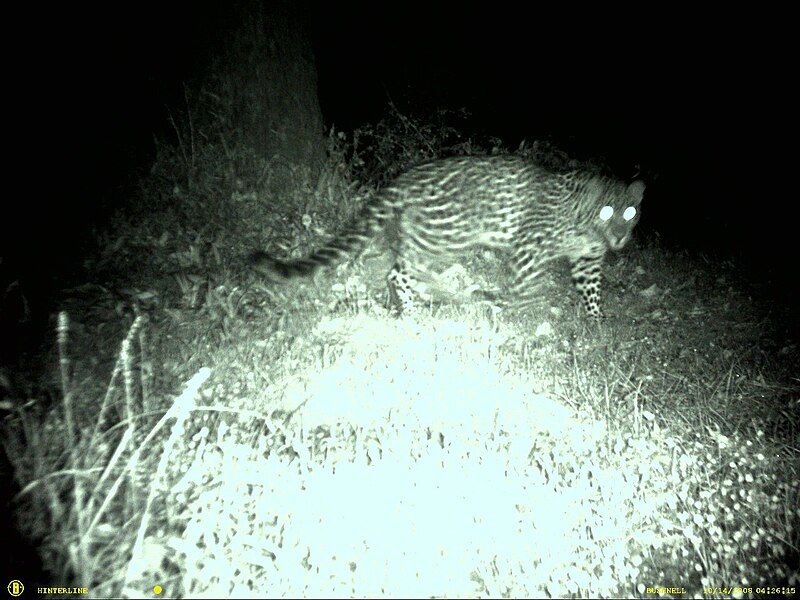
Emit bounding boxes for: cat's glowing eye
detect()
[599,206,614,221]
[623,206,637,221]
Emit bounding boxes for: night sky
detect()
[6,3,794,295]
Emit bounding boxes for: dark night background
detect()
[1,2,796,585]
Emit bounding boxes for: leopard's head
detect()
[594,179,645,251]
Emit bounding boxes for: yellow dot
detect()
[153,585,163,595]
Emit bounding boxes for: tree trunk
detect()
[213,1,326,178]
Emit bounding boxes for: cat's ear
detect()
[627,180,646,204]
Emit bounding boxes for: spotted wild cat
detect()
[251,155,644,317]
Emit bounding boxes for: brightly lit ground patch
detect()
[102,306,796,597]
[7,251,797,598]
